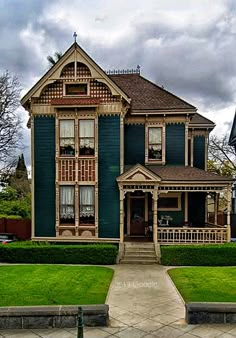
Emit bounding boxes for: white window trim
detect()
[63,81,90,97]
[158,193,181,211]
[145,123,165,165]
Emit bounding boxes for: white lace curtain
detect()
[80,186,94,217]
[79,120,94,148]
[60,186,75,219]
[60,120,74,146]
[79,120,94,137]
[149,127,161,144]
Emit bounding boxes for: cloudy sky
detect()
[1,0,236,168]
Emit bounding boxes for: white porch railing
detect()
[158,227,228,244]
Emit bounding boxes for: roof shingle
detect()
[146,165,232,182]
[110,74,196,112]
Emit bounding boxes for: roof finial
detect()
[73,32,77,43]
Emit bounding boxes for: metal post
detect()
[77,306,84,338]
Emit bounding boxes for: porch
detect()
[117,164,233,245]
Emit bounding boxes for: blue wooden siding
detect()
[166,124,185,165]
[188,192,206,226]
[98,116,120,238]
[34,116,56,237]
[124,124,145,165]
[193,136,205,169]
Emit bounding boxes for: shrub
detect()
[0,214,22,219]
[161,243,236,266]
[0,243,118,265]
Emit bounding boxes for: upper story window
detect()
[60,120,75,156]
[148,127,162,161]
[65,83,88,96]
[79,120,95,156]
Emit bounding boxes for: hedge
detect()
[161,243,236,266]
[0,243,118,265]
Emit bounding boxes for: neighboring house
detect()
[229,112,236,214]
[21,42,232,245]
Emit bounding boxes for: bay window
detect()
[79,120,95,156]
[80,186,95,224]
[60,120,75,156]
[60,186,75,223]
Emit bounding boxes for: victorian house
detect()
[21,41,232,246]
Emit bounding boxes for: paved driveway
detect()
[1,265,236,337]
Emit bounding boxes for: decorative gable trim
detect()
[116,164,161,183]
[21,43,131,107]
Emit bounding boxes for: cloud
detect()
[1,0,236,166]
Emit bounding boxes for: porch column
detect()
[214,193,219,225]
[152,189,158,243]
[184,192,188,222]
[205,194,208,223]
[227,186,232,242]
[119,188,125,243]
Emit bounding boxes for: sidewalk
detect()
[0,265,236,337]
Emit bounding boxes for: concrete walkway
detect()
[1,265,236,337]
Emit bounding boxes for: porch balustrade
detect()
[158,227,228,244]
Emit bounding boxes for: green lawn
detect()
[0,265,114,306]
[168,267,236,302]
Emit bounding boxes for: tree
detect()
[0,71,22,165]
[208,134,236,177]
[47,51,62,67]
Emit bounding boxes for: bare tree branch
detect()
[208,134,236,176]
[0,71,22,166]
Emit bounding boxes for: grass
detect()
[168,267,236,302]
[0,265,114,306]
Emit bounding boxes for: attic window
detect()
[65,83,88,96]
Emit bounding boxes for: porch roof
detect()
[122,164,232,184]
[147,165,232,183]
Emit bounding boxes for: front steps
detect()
[119,242,160,264]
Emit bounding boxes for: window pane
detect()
[149,127,161,144]
[60,120,74,137]
[80,186,95,224]
[60,186,75,223]
[158,197,178,209]
[79,120,94,137]
[148,127,162,160]
[149,145,162,160]
[60,120,75,156]
[79,120,95,156]
[66,83,87,95]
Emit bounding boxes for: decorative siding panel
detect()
[193,136,205,169]
[166,124,185,165]
[98,116,120,238]
[124,124,145,165]
[34,116,56,237]
[188,192,206,226]
[58,159,75,181]
[78,159,96,181]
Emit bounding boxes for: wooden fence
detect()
[0,218,31,240]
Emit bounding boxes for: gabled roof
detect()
[117,164,161,183]
[21,42,130,107]
[110,73,196,113]
[189,113,215,128]
[229,112,236,147]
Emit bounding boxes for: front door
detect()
[130,198,145,235]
